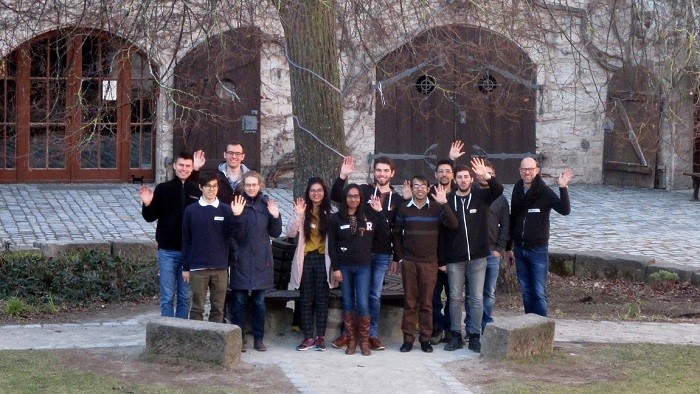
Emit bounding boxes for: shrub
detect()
[0,249,158,307]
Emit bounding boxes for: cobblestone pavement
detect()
[0,183,698,270]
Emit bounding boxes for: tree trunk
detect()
[274,0,346,197]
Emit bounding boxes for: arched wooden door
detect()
[0,30,157,183]
[603,65,661,188]
[375,25,537,183]
[173,28,261,171]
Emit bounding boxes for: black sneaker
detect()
[420,341,433,353]
[442,330,452,343]
[399,342,413,352]
[467,334,481,353]
[444,332,463,351]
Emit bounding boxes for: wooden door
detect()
[375,25,537,184]
[603,65,661,188]
[173,28,262,171]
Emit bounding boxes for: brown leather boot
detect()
[331,332,348,349]
[358,315,371,356]
[344,312,357,355]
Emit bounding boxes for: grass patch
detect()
[0,350,232,393]
[480,343,700,393]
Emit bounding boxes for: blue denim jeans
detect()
[432,270,451,332]
[515,245,549,316]
[158,249,190,318]
[369,253,391,337]
[230,289,266,341]
[340,264,371,316]
[464,253,500,331]
[447,258,487,335]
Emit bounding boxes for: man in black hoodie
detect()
[506,157,573,317]
[440,159,503,353]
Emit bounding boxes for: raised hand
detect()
[369,195,383,212]
[293,197,306,216]
[449,140,466,161]
[431,183,448,204]
[267,199,280,218]
[139,185,154,206]
[471,157,490,181]
[402,180,412,200]
[339,156,355,180]
[231,195,246,216]
[558,168,574,188]
[193,150,206,171]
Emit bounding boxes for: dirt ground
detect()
[2,275,698,392]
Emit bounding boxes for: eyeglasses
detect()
[226,151,244,157]
[309,189,324,194]
[412,184,427,190]
[519,167,537,173]
[203,184,218,189]
[436,169,452,174]
[347,194,362,200]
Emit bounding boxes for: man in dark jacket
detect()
[440,159,503,353]
[507,157,572,317]
[140,151,202,318]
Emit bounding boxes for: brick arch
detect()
[374,24,537,183]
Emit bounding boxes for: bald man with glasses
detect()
[506,157,573,317]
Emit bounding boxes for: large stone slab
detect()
[482,314,555,359]
[34,240,111,259]
[575,251,653,281]
[111,239,157,261]
[144,316,241,368]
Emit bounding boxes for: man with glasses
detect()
[191,142,251,205]
[506,157,573,317]
[181,171,241,322]
[390,176,458,353]
[330,156,405,351]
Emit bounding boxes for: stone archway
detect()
[374,24,537,183]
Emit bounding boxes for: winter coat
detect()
[229,192,283,290]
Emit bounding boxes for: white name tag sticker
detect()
[214,216,224,221]
[528,208,541,213]
[340,224,350,229]
[469,209,477,214]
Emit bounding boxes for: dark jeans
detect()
[369,253,392,337]
[339,263,371,316]
[515,245,549,317]
[230,289,266,341]
[431,270,450,332]
[299,252,329,338]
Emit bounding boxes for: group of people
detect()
[141,142,281,352]
[141,139,572,355]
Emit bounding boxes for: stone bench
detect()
[481,314,555,359]
[143,316,242,368]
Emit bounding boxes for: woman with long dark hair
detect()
[286,177,337,351]
[329,184,388,356]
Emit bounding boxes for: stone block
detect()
[575,251,653,281]
[144,316,241,368]
[34,240,111,259]
[549,248,575,277]
[692,271,700,287]
[482,314,555,359]
[111,239,157,261]
[265,304,294,335]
